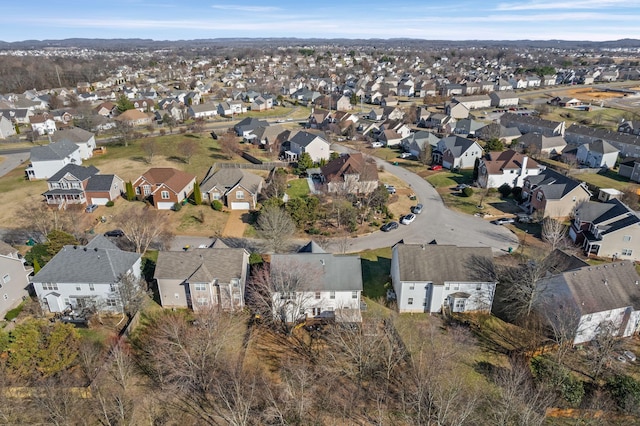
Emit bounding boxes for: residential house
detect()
[434,136,483,170]
[250,96,273,111]
[30,113,57,135]
[451,94,492,110]
[521,168,592,219]
[618,158,640,183]
[95,102,117,117]
[50,127,96,160]
[268,243,363,323]
[320,153,379,194]
[539,261,640,345]
[391,243,497,313]
[477,150,543,189]
[445,102,470,120]
[115,109,152,127]
[489,92,519,108]
[154,245,250,311]
[576,140,619,169]
[0,108,33,125]
[378,129,403,147]
[132,168,196,210]
[516,133,567,156]
[234,117,269,137]
[199,167,265,210]
[618,120,640,136]
[132,98,155,113]
[542,75,557,86]
[476,123,522,144]
[0,241,32,319]
[401,131,440,158]
[453,118,486,137]
[0,115,16,139]
[367,107,385,121]
[42,164,98,207]
[285,131,330,162]
[500,112,565,137]
[85,174,124,206]
[31,235,142,313]
[25,139,82,180]
[570,199,640,261]
[565,124,640,158]
[188,103,218,119]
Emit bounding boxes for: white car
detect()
[371,142,383,148]
[399,152,413,159]
[401,213,416,225]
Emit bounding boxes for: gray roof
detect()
[32,240,140,284]
[298,241,326,253]
[48,164,99,183]
[526,168,588,200]
[50,127,94,144]
[394,244,494,284]
[439,136,477,157]
[289,131,329,148]
[517,133,566,151]
[586,139,619,154]
[200,168,264,195]
[541,261,640,315]
[30,139,79,162]
[270,253,363,292]
[154,248,247,283]
[85,174,119,192]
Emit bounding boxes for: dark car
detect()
[412,204,423,214]
[104,229,125,237]
[381,221,399,232]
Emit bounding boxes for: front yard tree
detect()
[116,94,134,112]
[114,121,135,147]
[192,181,203,205]
[418,144,432,166]
[125,181,135,201]
[297,152,314,173]
[219,131,238,159]
[542,217,568,251]
[177,139,199,164]
[141,138,158,164]
[116,207,169,253]
[256,205,295,253]
[162,113,176,134]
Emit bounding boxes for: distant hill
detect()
[0,38,639,51]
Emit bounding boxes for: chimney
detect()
[520,155,528,175]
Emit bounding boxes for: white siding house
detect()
[25,139,82,180]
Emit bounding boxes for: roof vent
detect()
[94,247,98,252]
[320,259,325,266]
[636,280,639,286]
[604,279,608,286]
[83,247,87,251]
[73,245,77,249]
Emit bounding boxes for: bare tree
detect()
[115,272,150,318]
[621,185,640,209]
[141,138,158,164]
[256,205,295,253]
[219,130,239,159]
[541,217,568,251]
[177,139,199,164]
[94,339,136,426]
[114,121,135,147]
[587,321,622,380]
[115,207,169,253]
[418,143,432,166]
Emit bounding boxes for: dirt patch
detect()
[560,87,625,101]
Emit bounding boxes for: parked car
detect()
[371,142,384,148]
[85,204,98,213]
[430,165,443,171]
[381,221,399,232]
[104,229,124,237]
[386,185,396,194]
[624,350,637,362]
[412,204,423,214]
[493,217,515,225]
[401,213,416,225]
[399,152,413,159]
[516,213,533,223]
[453,183,470,191]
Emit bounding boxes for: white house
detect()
[0,116,16,139]
[25,139,82,180]
[477,150,544,189]
[268,242,363,323]
[539,261,640,345]
[30,114,57,135]
[31,236,142,313]
[391,244,497,313]
[435,136,483,170]
[576,140,619,169]
[0,241,32,319]
[286,131,331,162]
[50,127,96,160]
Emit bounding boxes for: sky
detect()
[2,0,640,42]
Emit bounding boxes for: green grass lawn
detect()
[426,169,474,188]
[359,247,392,300]
[286,178,310,198]
[573,169,635,192]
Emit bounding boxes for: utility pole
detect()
[55,65,62,87]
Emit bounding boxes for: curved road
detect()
[330,144,519,255]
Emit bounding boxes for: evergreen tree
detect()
[125,181,135,201]
[193,181,203,205]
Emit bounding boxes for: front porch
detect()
[43,189,86,206]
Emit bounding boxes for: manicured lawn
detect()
[426,169,474,188]
[359,247,392,300]
[574,169,636,192]
[286,177,310,198]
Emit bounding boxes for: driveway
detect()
[330,144,519,255]
[0,152,29,178]
[222,210,249,238]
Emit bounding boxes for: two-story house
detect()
[31,235,142,313]
[391,243,497,314]
[154,244,250,311]
[521,168,592,219]
[576,139,619,169]
[199,167,265,210]
[132,168,196,210]
[477,150,543,188]
[0,241,32,319]
[320,153,379,194]
[25,139,82,180]
[569,199,640,261]
[50,127,96,160]
[285,131,331,163]
[434,136,483,170]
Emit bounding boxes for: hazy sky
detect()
[3,0,640,42]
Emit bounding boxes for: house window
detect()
[2,274,9,284]
[445,285,450,290]
[135,187,141,195]
[536,192,543,201]
[408,298,414,305]
[143,185,151,196]
[352,291,358,299]
[161,191,170,199]
[409,284,415,290]
[110,283,117,292]
[89,284,95,291]
[197,297,209,306]
[43,283,58,291]
[623,235,632,242]
[622,249,633,256]
[106,298,117,307]
[236,191,245,200]
[315,292,321,299]
[330,291,335,299]
[76,285,82,291]
[194,283,206,291]
[231,278,239,287]
[212,192,221,200]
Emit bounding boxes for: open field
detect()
[559,87,626,101]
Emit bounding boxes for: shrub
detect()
[307,228,321,235]
[462,187,474,197]
[105,200,115,207]
[211,200,224,211]
[249,252,263,265]
[606,374,640,412]
[5,303,23,321]
[371,221,380,227]
[498,183,512,198]
[172,202,182,212]
[512,186,523,202]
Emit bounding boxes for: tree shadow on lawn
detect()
[361,257,391,300]
[130,156,147,163]
[487,200,521,214]
[167,155,187,164]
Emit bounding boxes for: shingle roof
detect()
[154,248,247,283]
[50,127,94,144]
[85,174,119,192]
[200,168,264,195]
[482,150,540,175]
[30,139,79,162]
[138,168,196,193]
[48,164,99,183]
[320,153,378,183]
[527,168,588,200]
[395,244,494,284]
[32,240,140,284]
[289,130,328,148]
[270,253,363,292]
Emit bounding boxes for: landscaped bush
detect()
[307,228,321,235]
[462,187,474,197]
[512,186,523,202]
[172,202,182,211]
[105,200,115,207]
[4,303,23,321]
[211,200,224,211]
[371,221,380,227]
[498,183,513,198]
[249,252,263,265]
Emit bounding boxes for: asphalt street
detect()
[0,152,29,178]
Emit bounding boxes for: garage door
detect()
[157,202,175,210]
[91,197,109,206]
[231,202,250,210]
